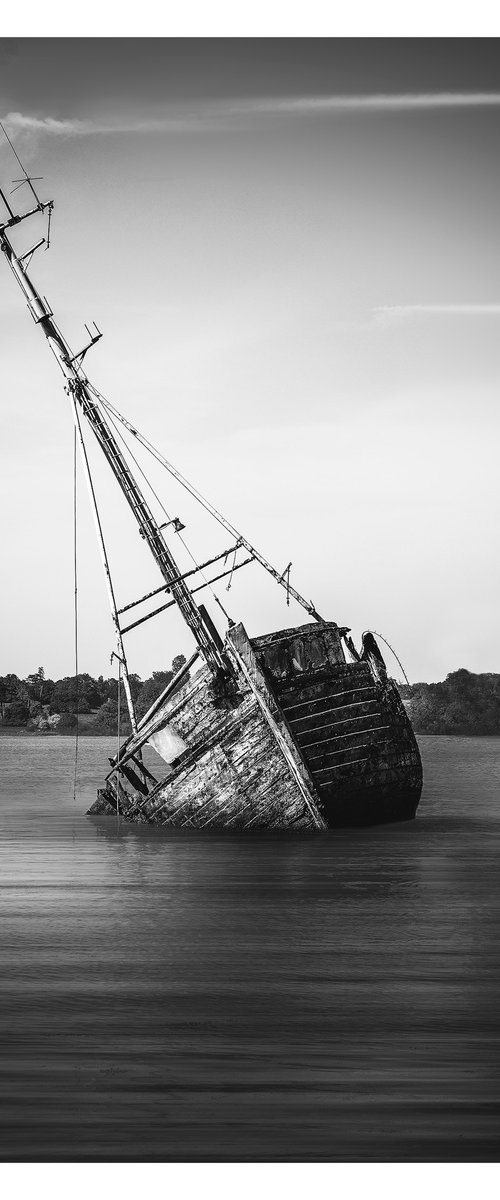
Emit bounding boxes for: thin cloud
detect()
[374,304,500,323]
[247,92,500,114]
[0,111,215,137]
[2,91,500,141]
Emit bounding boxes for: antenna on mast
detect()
[0,117,54,242]
[0,138,230,683]
[0,117,43,208]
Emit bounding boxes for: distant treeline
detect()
[0,657,187,735]
[1,664,499,737]
[399,670,500,736]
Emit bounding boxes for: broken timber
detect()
[91,621,422,829]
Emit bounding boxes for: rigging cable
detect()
[364,630,411,688]
[87,384,322,620]
[98,395,174,527]
[0,117,36,187]
[116,656,121,822]
[70,395,138,733]
[73,426,79,802]
[94,392,235,628]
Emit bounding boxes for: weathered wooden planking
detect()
[106,625,325,830]
[89,619,422,829]
[253,627,422,826]
[287,704,385,739]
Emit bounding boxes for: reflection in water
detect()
[0,734,499,1160]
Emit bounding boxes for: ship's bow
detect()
[251,623,422,826]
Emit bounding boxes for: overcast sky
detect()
[1,38,499,684]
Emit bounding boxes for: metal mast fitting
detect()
[0,181,227,681]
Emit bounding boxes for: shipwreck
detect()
[0,137,422,829]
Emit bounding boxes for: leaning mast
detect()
[0,171,227,695]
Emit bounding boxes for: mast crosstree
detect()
[1,144,325,720]
[0,174,228,685]
[0,134,425,835]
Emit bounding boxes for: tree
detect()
[128,673,143,701]
[407,670,500,735]
[50,677,78,713]
[0,678,11,719]
[57,712,78,732]
[0,675,22,721]
[136,670,174,718]
[25,667,55,706]
[1,653,190,729]
[91,698,132,736]
[50,673,102,713]
[135,655,188,718]
[3,700,30,726]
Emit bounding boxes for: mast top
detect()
[0,130,229,681]
[1,128,327,681]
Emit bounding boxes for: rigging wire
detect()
[88,384,322,621]
[89,383,242,537]
[70,396,137,732]
[0,117,51,218]
[83,391,409,685]
[98,396,173,526]
[365,630,411,688]
[0,117,32,180]
[93,391,232,627]
[116,657,121,822]
[73,426,79,802]
[176,526,232,625]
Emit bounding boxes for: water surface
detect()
[0,734,499,1161]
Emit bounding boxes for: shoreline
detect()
[1,726,499,740]
[0,726,118,738]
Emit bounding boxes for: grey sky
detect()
[0,39,499,683]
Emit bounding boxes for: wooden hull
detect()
[89,621,422,830]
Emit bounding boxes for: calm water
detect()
[0,734,499,1162]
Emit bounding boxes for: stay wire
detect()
[93,392,229,623]
[96,396,174,526]
[178,528,228,620]
[88,384,321,621]
[365,630,411,688]
[71,397,138,736]
[73,426,79,803]
[88,383,239,539]
[116,658,121,823]
[0,117,32,180]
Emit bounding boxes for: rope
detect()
[72,426,79,803]
[116,657,121,821]
[364,630,411,688]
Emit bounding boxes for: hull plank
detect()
[254,627,422,825]
[0,164,422,833]
[92,627,324,829]
[90,620,422,830]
